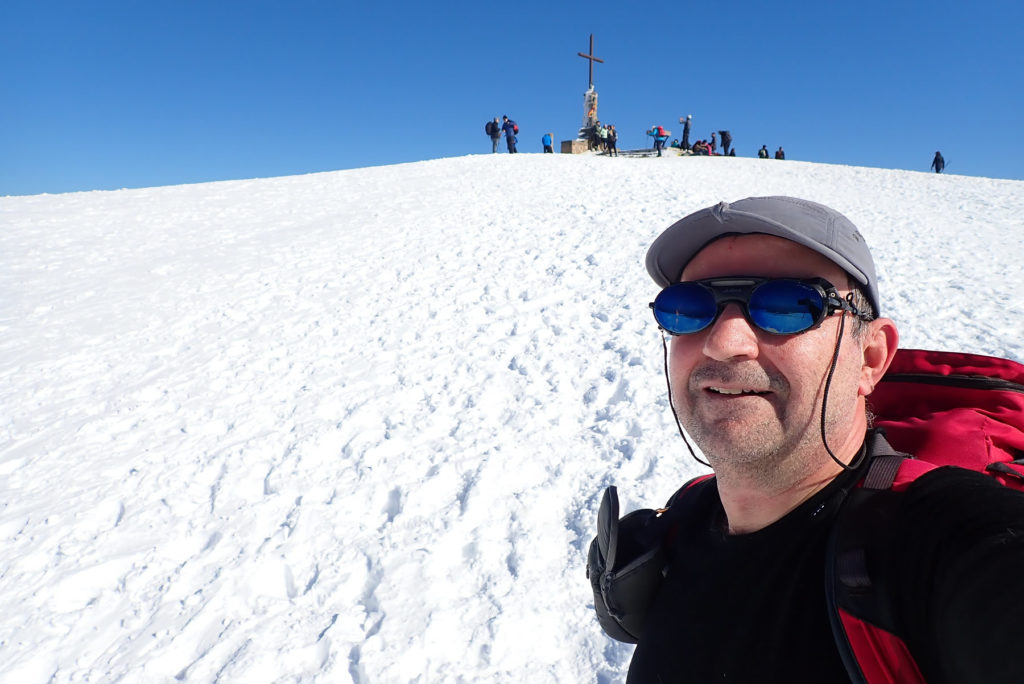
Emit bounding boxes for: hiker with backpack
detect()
[587,196,1024,683]
[647,125,670,157]
[718,130,732,156]
[485,117,501,153]
[501,115,518,154]
[931,150,945,173]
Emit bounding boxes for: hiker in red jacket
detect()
[588,196,1024,683]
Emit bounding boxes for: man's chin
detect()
[687,422,786,465]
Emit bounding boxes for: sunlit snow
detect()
[2,154,1022,682]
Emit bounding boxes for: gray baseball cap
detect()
[645,196,880,314]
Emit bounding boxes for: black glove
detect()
[587,486,672,643]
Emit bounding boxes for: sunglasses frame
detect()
[649,276,869,336]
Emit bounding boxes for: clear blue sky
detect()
[3,0,1022,195]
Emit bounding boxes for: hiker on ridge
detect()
[501,116,518,154]
[648,125,670,157]
[588,196,1024,683]
[718,130,732,157]
[486,117,501,153]
[680,115,692,149]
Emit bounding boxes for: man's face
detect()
[669,234,868,475]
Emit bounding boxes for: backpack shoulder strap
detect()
[826,432,928,684]
[661,473,715,546]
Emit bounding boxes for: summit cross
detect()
[577,34,604,89]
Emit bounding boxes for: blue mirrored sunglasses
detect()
[650,277,869,335]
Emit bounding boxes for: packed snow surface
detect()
[2,154,1022,683]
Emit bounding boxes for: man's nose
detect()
[702,303,760,361]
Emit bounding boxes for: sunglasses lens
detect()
[748,280,826,334]
[652,283,717,334]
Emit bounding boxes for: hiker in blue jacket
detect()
[501,116,518,154]
[588,196,1024,683]
[647,125,670,157]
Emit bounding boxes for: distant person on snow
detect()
[931,151,945,173]
[485,117,502,153]
[501,116,518,154]
[758,145,769,159]
[775,146,785,160]
[718,130,732,157]
[588,121,602,151]
[648,125,670,157]
[607,125,619,157]
[680,115,692,149]
[710,131,717,155]
[587,195,1024,683]
[542,132,554,153]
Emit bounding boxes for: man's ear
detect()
[859,318,899,397]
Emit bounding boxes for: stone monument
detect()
[561,35,604,154]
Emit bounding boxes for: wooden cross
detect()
[577,34,604,89]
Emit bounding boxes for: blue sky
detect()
[3,0,1022,195]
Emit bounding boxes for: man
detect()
[931,150,945,173]
[680,114,692,149]
[649,125,669,157]
[501,115,517,154]
[775,145,785,159]
[596,196,1024,682]
[758,144,769,158]
[487,117,501,153]
[718,130,732,156]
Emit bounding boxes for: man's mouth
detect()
[707,387,770,396]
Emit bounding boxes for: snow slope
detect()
[2,153,1022,683]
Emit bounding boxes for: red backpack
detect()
[829,348,1024,683]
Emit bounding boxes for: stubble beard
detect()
[679,398,813,488]
[673,364,846,490]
